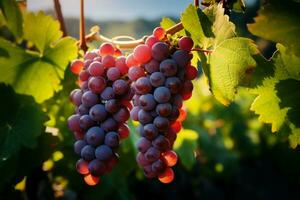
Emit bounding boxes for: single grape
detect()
[104,132,120,148]
[133,44,152,64]
[136,152,151,167]
[156,103,172,117]
[178,36,194,51]
[79,115,95,129]
[145,36,159,48]
[115,56,128,75]
[84,174,100,186]
[118,123,130,139]
[70,89,83,106]
[139,94,156,111]
[151,42,169,61]
[144,147,161,162]
[185,65,198,80]
[113,107,130,122]
[171,94,183,108]
[135,77,152,94]
[70,59,84,74]
[99,42,115,56]
[130,106,140,121]
[171,121,182,133]
[85,127,105,146]
[144,165,157,178]
[152,159,166,174]
[88,159,107,176]
[150,72,165,87]
[89,104,107,122]
[113,79,129,95]
[162,150,178,167]
[81,145,95,161]
[158,168,174,184]
[153,87,171,103]
[107,67,121,81]
[152,135,170,151]
[145,59,160,74]
[136,137,152,153]
[143,123,158,140]
[95,145,113,161]
[101,87,115,100]
[159,59,177,77]
[84,51,98,60]
[88,61,104,76]
[105,99,120,113]
[172,50,190,68]
[128,66,145,81]
[153,116,170,131]
[88,77,106,94]
[79,70,90,81]
[68,114,81,132]
[138,109,153,125]
[76,159,89,174]
[102,55,115,69]
[74,140,87,155]
[101,118,118,132]
[126,53,139,67]
[153,27,165,40]
[165,77,182,94]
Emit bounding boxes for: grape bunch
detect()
[128,27,198,183]
[68,43,132,186]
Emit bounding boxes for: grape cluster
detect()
[68,43,132,186]
[128,27,198,183]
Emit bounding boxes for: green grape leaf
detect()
[276,79,300,127]
[0,0,23,38]
[0,12,78,103]
[250,44,300,132]
[174,129,199,170]
[0,84,47,160]
[248,0,300,56]
[230,0,246,12]
[208,37,259,105]
[23,12,62,54]
[289,127,300,149]
[160,17,176,29]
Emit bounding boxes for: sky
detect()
[28,0,256,21]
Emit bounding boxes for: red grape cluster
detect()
[128,27,198,183]
[68,43,132,186]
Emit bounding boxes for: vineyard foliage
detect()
[0,0,300,198]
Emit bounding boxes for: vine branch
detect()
[53,0,67,37]
[79,0,88,52]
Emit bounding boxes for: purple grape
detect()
[145,59,160,74]
[159,59,177,76]
[136,137,152,153]
[70,89,82,106]
[101,87,115,100]
[144,147,160,162]
[136,152,151,167]
[81,145,95,161]
[81,91,99,107]
[172,94,183,108]
[113,79,129,95]
[107,67,121,81]
[77,104,89,115]
[130,106,140,121]
[88,76,106,94]
[153,116,170,131]
[156,103,172,117]
[143,124,158,140]
[74,140,87,155]
[152,135,170,151]
[165,77,182,93]
[88,159,107,176]
[151,159,166,174]
[101,118,118,132]
[128,66,145,81]
[95,145,113,160]
[104,132,120,148]
[113,107,130,122]
[172,50,190,68]
[150,72,165,87]
[105,99,120,113]
[79,115,95,129]
[151,42,169,61]
[144,165,157,178]
[153,87,171,103]
[89,104,107,122]
[139,94,156,111]
[85,126,105,146]
[138,109,153,124]
[68,114,81,132]
[135,77,152,94]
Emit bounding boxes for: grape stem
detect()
[191,48,213,54]
[84,23,184,49]
[79,0,88,52]
[53,0,67,37]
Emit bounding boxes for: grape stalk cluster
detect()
[68,27,197,185]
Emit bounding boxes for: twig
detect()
[84,22,184,49]
[53,0,67,37]
[194,0,199,7]
[191,47,213,54]
[79,0,88,52]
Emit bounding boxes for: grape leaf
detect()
[160,17,176,29]
[201,0,246,12]
[208,37,259,105]
[0,84,47,160]
[174,129,199,170]
[0,12,78,103]
[248,0,300,56]
[250,44,300,132]
[0,0,23,38]
[289,127,300,149]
